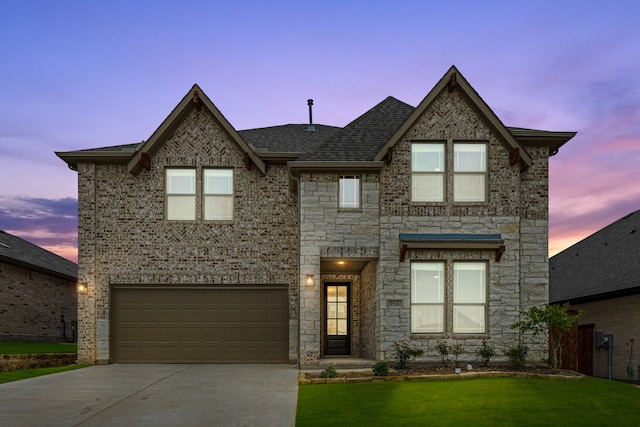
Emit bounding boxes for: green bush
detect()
[476,340,496,367]
[450,342,465,368]
[320,366,338,378]
[372,361,389,376]
[392,340,424,369]
[505,343,528,367]
[436,340,452,367]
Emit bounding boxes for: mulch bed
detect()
[305,365,581,379]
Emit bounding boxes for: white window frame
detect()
[411,262,445,334]
[166,168,196,221]
[411,143,445,202]
[452,262,487,334]
[203,168,234,221]
[453,143,487,202]
[339,175,360,209]
[411,260,488,335]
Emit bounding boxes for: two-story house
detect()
[57,66,575,366]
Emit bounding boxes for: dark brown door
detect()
[324,283,350,355]
[578,324,594,376]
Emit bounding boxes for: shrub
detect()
[476,340,496,367]
[372,361,389,376]
[320,366,338,378]
[450,342,465,367]
[392,340,424,369]
[436,340,452,367]
[505,343,529,367]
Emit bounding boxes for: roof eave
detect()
[508,129,577,156]
[55,150,134,171]
[288,161,384,174]
[0,254,77,282]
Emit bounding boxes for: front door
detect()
[324,283,350,355]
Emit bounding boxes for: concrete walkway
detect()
[0,364,298,427]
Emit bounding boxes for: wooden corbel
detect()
[495,245,506,262]
[193,91,201,111]
[448,72,457,92]
[243,152,252,171]
[509,147,520,166]
[141,152,151,171]
[400,244,408,262]
[385,146,393,166]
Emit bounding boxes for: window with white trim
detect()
[411,261,487,334]
[453,143,487,202]
[411,143,445,202]
[166,169,196,220]
[453,262,486,333]
[339,175,360,209]
[204,169,233,220]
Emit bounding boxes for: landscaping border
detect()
[1,354,77,372]
[299,370,585,385]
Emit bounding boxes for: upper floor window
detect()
[339,175,360,209]
[411,142,487,203]
[165,168,233,221]
[411,143,445,202]
[166,169,196,220]
[204,169,234,220]
[453,144,487,202]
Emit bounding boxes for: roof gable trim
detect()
[127,84,266,175]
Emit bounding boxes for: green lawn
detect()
[297,377,640,426]
[0,341,77,354]
[0,364,90,385]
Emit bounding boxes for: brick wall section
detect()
[571,295,640,381]
[77,108,299,364]
[0,261,77,342]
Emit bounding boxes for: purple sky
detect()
[1,1,639,263]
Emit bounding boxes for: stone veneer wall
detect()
[76,108,299,364]
[0,260,77,342]
[299,173,379,364]
[375,88,549,363]
[359,260,378,359]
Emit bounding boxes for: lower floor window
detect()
[411,261,487,334]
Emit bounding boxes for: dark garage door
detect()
[111,287,289,363]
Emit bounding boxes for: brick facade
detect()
[0,260,77,342]
[63,67,569,366]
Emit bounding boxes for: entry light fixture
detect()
[305,274,315,287]
[77,282,88,294]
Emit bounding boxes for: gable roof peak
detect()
[127,84,266,175]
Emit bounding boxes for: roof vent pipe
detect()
[306,99,315,131]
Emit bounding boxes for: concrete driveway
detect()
[0,364,298,427]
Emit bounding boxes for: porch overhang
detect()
[399,233,505,262]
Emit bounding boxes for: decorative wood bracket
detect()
[509,147,520,166]
[193,91,201,111]
[400,244,408,262]
[495,245,506,262]
[243,152,252,171]
[448,72,457,92]
[141,152,151,171]
[385,146,393,166]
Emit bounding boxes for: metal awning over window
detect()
[399,234,505,262]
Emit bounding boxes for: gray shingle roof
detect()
[549,210,640,303]
[238,124,340,155]
[0,230,77,281]
[299,96,415,161]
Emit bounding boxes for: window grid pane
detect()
[454,174,486,202]
[339,176,360,208]
[204,169,233,194]
[412,174,444,202]
[411,262,445,333]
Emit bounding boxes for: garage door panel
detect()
[112,288,288,363]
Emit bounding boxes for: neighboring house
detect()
[550,210,640,381]
[56,66,575,366]
[0,230,78,342]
